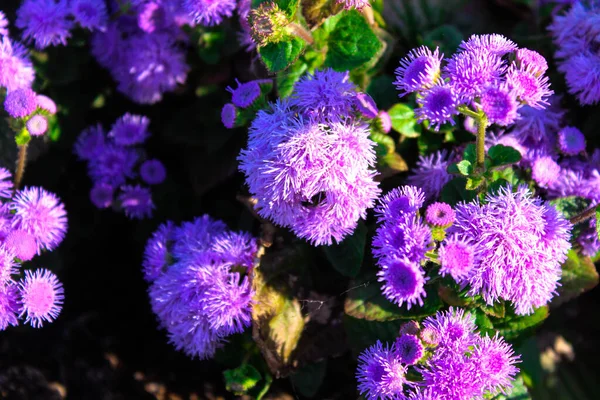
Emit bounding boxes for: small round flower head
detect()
[210,231,258,269]
[184,0,236,26]
[140,159,166,185]
[337,0,370,10]
[377,257,427,309]
[395,334,424,365]
[291,69,358,122]
[142,221,174,282]
[395,46,443,96]
[459,34,517,56]
[463,116,477,134]
[88,145,138,187]
[70,0,108,30]
[227,79,261,108]
[203,272,253,334]
[509,95,564,155]
[354,92,379,119]
[0,244,18,283]
[221,103,237,128]
[172,215,227,262]
[406,150,453,200]
[109,113,150,146]
[10,187,67,253]
[438,235,476,281]
[118,185,154,219]
[18,269,64,328]
[0,37,35,91]
[532,156,560,188]
[372,218,432,263]
[421,307,477,352]
[415,83,459,130]
[445,49,505,101]
[506,66,553,109]
[420,326,439,346]
[374,185,425,224]
[36,95,57,114]
[356,341,409,400]
[399,320,420,336]
[16,0,74,49]
[516,48,548,75]
[74,124,106,161]
[560,53,600,106]
[5,230,37,261]
[0,168,13,199]
[137,1,168,33]
[472,335,521,395]
[26,115,48,136]
[376,110,392,133]
[4,88,37,118]
[0,284,20,330]
[480,85,519,126]
[0,11,8,37]
[557,126,585,155]
[425,202,455,227]
[89,182,114,209]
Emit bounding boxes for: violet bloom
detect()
[557,126,585,155]
[406,150,453,201]
[0,244,18,283]
[414,83,459,130]
[142,221,174,282]
[505,64,553,109]
[203,271,253,334]
[0,167,13,198]
[395,46,443,96]
[374,186,425,225]
[337,0,371,10]
[516,48,548,75]
[356,341,410,400]
[377,110,392,133]
[74,124,106,161]
[171,215,227,262]
[377,257,428,309]
[459,34,517,56]
[372,218,432,264]
[108,113,150,146]
[18,269,64,328]
[4,88,37,118]
[421,307,477,353]
[437,235,476,281]
[395,334,424,365]
[480,85,519,126]
[532,156,560,188]
[140,159,166,185]
[0,36,35,91]
[0,284,20,330]
[70,0,108,30]
[354,92,379,119]
[210,231,258,269]
[5,230,37,261]
[444,48,505,101]
[221,103,237,128]
[88,145,138,187]
[26,115,48,136]
[184,0,236,26]
[227,79,261,108]
[90,182,114,209]
[16,0,74,49]
[10,187,68,253]
[118,185,154,219]
[472,334,520,396]
[425,202,455,227]
[0,11,8,37]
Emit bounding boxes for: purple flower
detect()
[90,22,121,68]
[74,124,106,161]
[374,185,425,224]
[560,53,600,106]
[377,110,391,133]
[437,235,476,281]
[395,46,443,96]
[0,244,18,283]
[18,268,64,328]
[10,187,68,253]
[445,48,505,101]
[532,156,560,188]
[88,145,138,187]
[70,0,108,30]
[221,103,237,128]
[210,231,257,269]
[0,167,13,198]
[557,126,585,155]
[395,334,424,365]
[0,11,8,37]
[0,284,20,330]
[184,0,236,26]
[5,230,37,262]
[26,115,48,136]
[90,182,114,209]
[425,202,455,227]
[356,341,410,400]
[0,36,35,91]
[516,48,548,75]
[459,34,517,56]
[421,307,477,355]
[140,159,166,185]
[406,150,453,200]
[108,113,150,146]
[203,272,253,335]
[172,215,227,262]
[142,221,174,282]
[578,218,600,257]
[16,0,74,49]
[4,88,37,118]
[420,326,439,346]
[337,0,370,10]
[354,92,379,119]
[377,257,427,309]
[472,334,520,396]
[118,185,154,219]
[415,83,459,130]
[505,65,553,109]
[372,219,432,264]
[480,85,519,126]
[227,79,261,108]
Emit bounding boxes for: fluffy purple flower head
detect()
[445,49,505,101]
[140,159,166,185]
[425,202,455,227]
[88,145,138,187]
[374,185,425,224]
[420,326,439,346]
[18,269,64,328]
[136,1,168,33]
[415,83,459,130]
[377,257,427,309]
[438,235,476,281]
[406,150,453,200]
[70,0,108,30]
[221,103,237,128]
[0,168,13,199]
[89,182,114,209]
[4,88,37,118]
[421,307,477,352]
[356,341,409,400]
[0,37,35,91]
[5,230,37,262]
[557,126,585,155]
[118,185,154,219]
[184,0,236,26]
[532,156,560,188]
[578,218,600,257]
[0,11,8,37]
[395,46,442,96]
[36,95,56,114]
[377,110,391,133]
[74,124,106,161]
[90,22,121,68]
[10,187,67,253]
[372,218,432,264]
[354,92,379,119]
[16,0,74,49]
[480,85,519,126]
[559,53,600,105]
[210,231,257,269]
[227,79,261,108]
[395,334,424,365]
[109,113,150,146]
[472,334,520,396]
[142,221,174,282]
[337,0,370,10]
[291,69,358,122]
[0,284,20,330]
[0,244,18,283]
[506,65,553,109]
[172,215,227,262]
[459,34,517,56]
[203,272,253,335]
[516,48,548,75]
[26,115,48,136]
[399,320,420,336]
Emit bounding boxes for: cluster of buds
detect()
[3,88,56,145]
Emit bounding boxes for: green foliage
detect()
[490,306,549,341]
[422,25,464,56]
[596,205,600,239]
[290,361,327,398]
[277,59,307,97]
[488,145,522,168]
[440,177,478,205]
[223,364,262,395]
[344,314,403,356]
[258,37,306,73]
[492,375,531,399]
[322,220,367,278]
[387,103,420,138]
[555,250,599,305]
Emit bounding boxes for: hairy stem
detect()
[475,114,488,172]
[289,23,314,45]
[14,143,28,193]
[570,206,598,225]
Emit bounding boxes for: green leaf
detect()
[387,103,420,138]
[487,178,510,195]
[596,205,600,239]
[488,144,522,168]
[344,314,403,356]
[549,196,590,220]
[322,220,367,278]
[466,176,485,190]
[422,25,464,56]
[15,130,31,146]
[325,10,383,71]
[276,0,299,17]
[463,143,477,164]
[290,361,327,398]
[474,308,495,336]
[440,177,478,206]
[344,272,442,321]
[490,306,549,341]
[223,364,262,395]
[380,152,408,173]
[258,37,305,73]
[480,301,506,319]
[492,375,531,400]
[555,249,599,305]
[456,160,472,176]
[277,60,307,98]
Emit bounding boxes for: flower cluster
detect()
[74,113,166,219]
[238,69,381,246]
[144,215,258,359]
[395,34,553,129]
[550,1,600,105]
[0,12,35,93]
[221,78,272,128]
[0,168,67,330]
[356,308,520,399]
[2,87,57,140]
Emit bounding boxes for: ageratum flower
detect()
[227,79,261,108]
[414,83,459,130]
[16,0,74,49]
[88,144,138,187]
[377,257,428,309]
[0,168,13,199]
[356,341,410,400]
[118,185,154,220]
[444,48,506,101]
[210,231,258,269]
[0,36,35,91]
[26,115,48,136]
[74,124,106,161]
[437,235,476,281]
[505,64,553,109]
[420,308,477,354]
[515,48,548,75]
[395,334,424,365]
[171,215,227,262]
[425,202,455,227]
[532,156,561,188]
[472,334,520,396]
[142,220,174,282]
[372,219,432,264]
[0,284,20,330]
[354,93,379,119]
[374,185,425,225]
[108,113,151,146]
[557,126,586,155]
[140,159,166,185]
[202,271,253,335]
[459,34,518,56]
[5,230,37,262]
[18,269,64,328]
[184,0,236,26]
[4,88,37,118]
[221,103,237,128]
[395,46,443,96]
[480,85,519,126]
[406,150,453,200]
[0,244,18,283]
[70,0,108,30]
[90,182,114,209]
[0,11,8,37]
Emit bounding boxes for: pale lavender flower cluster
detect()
[238,69,381,246]
[0,168,67,330]
[549,1,600,105]
[395,34,553,129]
[2,87,57,138]
[356,308,520,399]
[74,113,166,219]
[407,150,454,200]
[0,11,35,92]
[144,215,258,359]
[372,186,432,309]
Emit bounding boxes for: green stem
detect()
[256,373,273,400]
[570,206,597,225]
[457,106,480,120]
[475,114,488,172]
[289,23,314,45]
[14,143,28,193]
